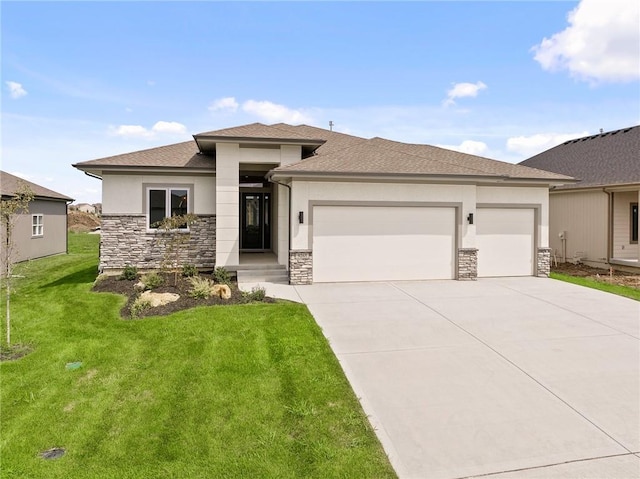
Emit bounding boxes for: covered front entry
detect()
[476,207,535,277]
[312,205,456,283]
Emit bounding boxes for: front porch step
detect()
[236,265,289,284]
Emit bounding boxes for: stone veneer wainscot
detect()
[289,250,312,285]
[457,248,478,280]
[537,247,551,277]
[99,214,216,272]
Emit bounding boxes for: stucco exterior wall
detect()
[238,145,301,166]
[289,181,549,251]
[290,180,477,250]
[1,199,68,273]
[476,186,549,248]
[102,173,216,215]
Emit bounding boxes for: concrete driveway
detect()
[293,278,640,479]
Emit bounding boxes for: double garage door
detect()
[311,205,535,283]
[313,205,456,283]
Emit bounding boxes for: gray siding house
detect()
[1,171,73,273]
[520,126,640,270]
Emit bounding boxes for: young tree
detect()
[1,182,34,346]
[154,213,199,286]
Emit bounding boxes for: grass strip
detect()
[550,272,640,301]
[1,233,396,479]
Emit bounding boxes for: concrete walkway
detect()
[240,278,640,479]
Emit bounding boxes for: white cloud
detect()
[111,124,154,138]
[437,140,489,156]
[209,96,239,112]
[109,121,187,139]
[506,131,589,158]
[6,81,28,99]
[152,121,187,135]
[532,0,640,83]
[242,99,312,124]
[444,81,487,106]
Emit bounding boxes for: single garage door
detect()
[477,208,535,277]
[312,205,456,283]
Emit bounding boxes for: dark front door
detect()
[241,192,271,250]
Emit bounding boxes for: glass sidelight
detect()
[241,192,271,250]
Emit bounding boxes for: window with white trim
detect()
[147,187,190,229]
[32,214,44,237]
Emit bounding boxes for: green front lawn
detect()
[551,272,640,301]
[1,233,395,479]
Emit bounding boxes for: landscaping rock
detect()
[134,281,146,292]
[212,284,231,300]
[140,291,180,307]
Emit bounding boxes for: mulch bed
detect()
[93,272,275,319]
[551,262,640,290]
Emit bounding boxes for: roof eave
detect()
[194,134,325,153]
[72,164,216,177]
[267,170,575,186]
[552,181,640,192]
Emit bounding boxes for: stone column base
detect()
[289,250,312,285]
[458,248,478,280]
[537,247,552,277]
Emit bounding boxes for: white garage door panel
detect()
[313,206,456,282]
[477,208,534,277]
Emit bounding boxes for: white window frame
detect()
[146,186,191,231]
[32,214,44,237]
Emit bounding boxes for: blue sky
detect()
[2,0,639,204]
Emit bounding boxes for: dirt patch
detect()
[93,272,274,319]
[0,343,33,361]
[68,211,100,233]
[552,262,640,290]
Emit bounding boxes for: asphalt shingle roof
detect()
[519,126,640,188]
[197,122,319,141]
[273,136,573,180]
[73,141,211,169]
[74,122,573,182]
[0,170,73,201]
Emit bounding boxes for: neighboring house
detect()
[520,126,640,270]
[73,123,572,284]
[75,203,97,214]
[0,171,73,273]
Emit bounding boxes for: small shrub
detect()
[119,265,138,281]
[242,285,266,302]
[130,296,152,319]
[182,264,198,277]
[213,267,232,285]
[188,276,214,299]
[140,272,164,290]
